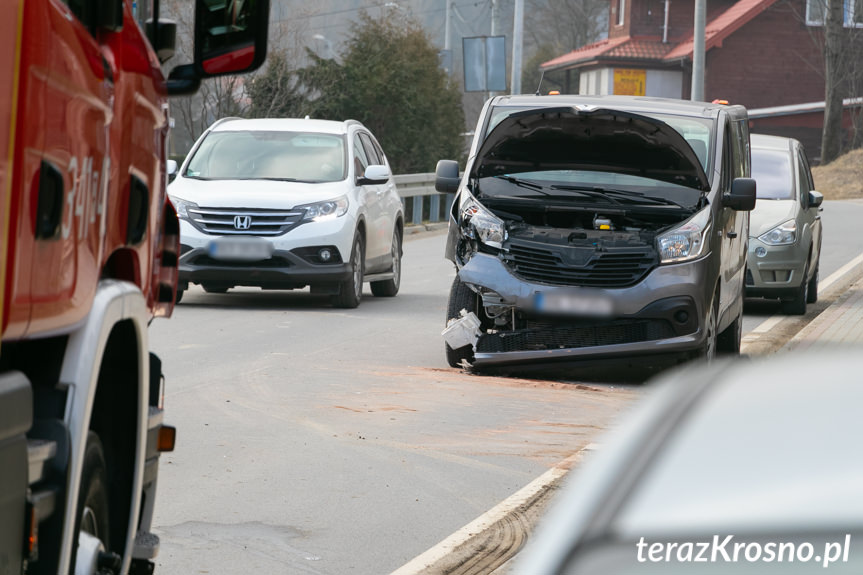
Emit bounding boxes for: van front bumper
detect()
[456,253,712,367]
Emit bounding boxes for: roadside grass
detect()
[812,147,863,200]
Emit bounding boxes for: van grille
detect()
[188,207,304,236]
[476,319,675,353]
[503,241,657,288]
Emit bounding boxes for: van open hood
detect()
[472,106,711,192]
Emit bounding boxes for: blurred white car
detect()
[746,134,823,314]
[516,351,863,574]
[168,118,404,308]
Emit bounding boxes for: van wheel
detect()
[175,288,184,304]
[445,276,477,368]
[700,296,718,361]
[71,432,116,574]
[782,263,808,315]
[717,284,743,355]
[333,232,364,309]
[202,285,229,294]
[371,228,402,297]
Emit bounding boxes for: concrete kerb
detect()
[404,222,449,237]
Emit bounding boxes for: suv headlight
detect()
[656,206,711,263]
[460,194,506,249]
[171,197,198,220]
[298,196,349,222]
[758,219,797,246]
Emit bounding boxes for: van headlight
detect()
[759,219,797,245]
[460,195,506,249]
[656,206,711,263]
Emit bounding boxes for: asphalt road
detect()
[149,199,863,575]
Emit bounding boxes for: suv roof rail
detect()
[210,117,244,130]
[345,119,364,129]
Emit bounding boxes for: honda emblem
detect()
[233,215,251,230]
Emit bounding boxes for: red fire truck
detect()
[0,1,268,573]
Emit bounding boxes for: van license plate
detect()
[535,290,613,317]
[208,238,274,261]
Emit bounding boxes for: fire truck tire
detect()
[71,432,112,574]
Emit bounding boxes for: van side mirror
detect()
[435,160,460,194]
[809,190,824,209]
[724,177,756,211]
[167,0,270,96]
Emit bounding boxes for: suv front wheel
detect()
[333,232,364,309]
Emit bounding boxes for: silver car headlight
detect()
[298,196,349,222]
[759,219,797,246]
[460,194,506,249]
[171,196,198,220]
[656,206,712,264]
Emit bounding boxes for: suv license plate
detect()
[208,238,274,262]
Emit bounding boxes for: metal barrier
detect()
[393,173,455,225]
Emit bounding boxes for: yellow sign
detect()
[614,68,646,96]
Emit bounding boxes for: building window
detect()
[806,0,863,26]
[618,0,626,26]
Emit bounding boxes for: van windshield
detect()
[184,131,347,183]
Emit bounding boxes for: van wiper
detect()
[495,175,548,193]
[256,177,314,183]
[550,185,683,207]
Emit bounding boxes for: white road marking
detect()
[743,253,863,347]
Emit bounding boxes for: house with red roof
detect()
[540,0,863,161]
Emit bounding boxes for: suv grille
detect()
[503,241,657,288]
[188,207,304,236]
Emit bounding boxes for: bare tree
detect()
[821,0,845,163]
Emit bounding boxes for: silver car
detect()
[746,134,823,314]
[515,351,863,574]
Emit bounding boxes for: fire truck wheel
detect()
[71,432,112,574]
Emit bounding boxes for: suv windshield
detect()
[751,148,793,200]
[184,131,347,182]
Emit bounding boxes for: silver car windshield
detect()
[751,148,794,200]
[184,131,347,183]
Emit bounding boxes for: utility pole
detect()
[511,0,524,94]
[444,0,451,51]
[691,0,706,101]
[491,0,496,36]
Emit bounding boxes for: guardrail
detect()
[393,173,455,226]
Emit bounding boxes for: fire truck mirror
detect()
[194,0,270,77]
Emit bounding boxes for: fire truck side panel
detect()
[26,0,113,337]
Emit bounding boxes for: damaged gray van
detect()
[436,95,756,368]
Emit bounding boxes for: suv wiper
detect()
[249,177,313,182]
[550,185,683,207]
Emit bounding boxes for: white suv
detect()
[168,118,404,308]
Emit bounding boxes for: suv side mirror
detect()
[435,160,460,193]
[809,190,824,209]
[358,165,390,185]
[167,160,179,183]
[724,177,756,211]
